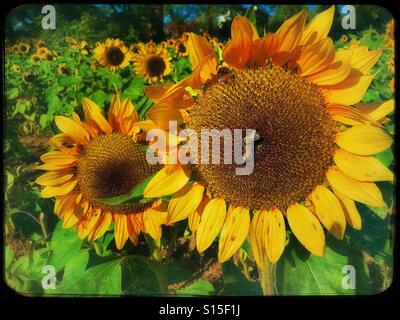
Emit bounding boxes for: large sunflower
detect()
[93,38,132,72]
[35,95,167,249]
[133,41,172,84]
[140,6,394,268]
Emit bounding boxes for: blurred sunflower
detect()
[66,36,78,47]
[175,39,188,57]
[141,6,394,267]
[166,38,176,47]
[18,42,30,54]
[57,63,70,75]
[389,78,394,93]
[22,72,35,84]
[30,54,40,63]
[133,41,172,84]
[385,19,394,48]
[339,34,348,42]
[129,43,144,55]
[12,64,21,73]
[34,95,166,249]
[11,44,19,53]
[36,47,51,60]
[36,40,46,49]
[93,38,132,72]
[79,41,90,55]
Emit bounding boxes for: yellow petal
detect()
[334,149,393,182]
[196,198,227,253]
[188,194,210,232]
[167,183,204,225]
[335,124,392,155]
[147,100,184,131]
[114,214,129,249]
[144,84,174,102]
[41,178,78,198]
[35,170,74,186]
[323,70,373,105]
[78,209,101,240]
[263,209,286,263]
[88,212,112,241]
[82,97,113,134]
[333,189,362,230]
[127,213,142,245]
[310,185,346,239]
[327,104,381,127]
[144,165,191,198]
[62,207,82,229]
[348,45,382,75]
[326,167,384,207]
[143,202,168,241]
[40,151,77,165]
[222,16,255,70]
[249,210,268,270]
[296,38,335,76]
[287,203,325,256]
[301,5,335,46]
[308,50,352,85]
[218,206,250,263]
[55,115,90,145]
[188,33,215,69]
[355,100,394,121]
[275,10,306,54]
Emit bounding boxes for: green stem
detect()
[259,259,276,296]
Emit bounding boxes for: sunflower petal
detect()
[41,178,78,198]
[188,33,215,69]
[167,183,204,225]
[114,214,129,249]
[222,16,255,70]
[249,210,268,270]
[264,209,286,263]
[143,203,167,241]
[78,209,101,240]
[35,170,74,186]
[55,116,90,145]
[326,166,384,208]
[286,203,325,256]
[147,100,184,131]
[144,165,191,198]
[275,10,306,54]
[355,100,394,121]
[218,206,250,263]
[301,5,335,46]
[334,149,393,182]
[310,185,346,239]
[188,193,210,232]
[335,124,392,155]
[327,104,381,127]
[82,98,113,134]
[196,198,227,253]
[333,189,362,230]
[88,212,112,241]
[127,213,142,245]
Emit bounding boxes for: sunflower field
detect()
[4,4,395,297]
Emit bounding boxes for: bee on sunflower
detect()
[93,38,133,72]
[133,40,173,84]
[34,94,169,249]
[140,6,394,278]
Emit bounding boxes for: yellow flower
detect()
[142,6,394,266]
[36,47,51,60]
[79,41,90,55]
[30,54,41,63]
[11,44,19,53]
[339,34,348,42]
[93,38,132,72]
[36,40,46,49]
[12,64,21,73]
[175,39,188,57]
[166,38,176,47]
[66,36,78,47]
[57,63,70,75]
[19,42,30,54]
[133,41,172,84]
[385,19,394,48]
[22,72,35,84]
[35,95,167,249]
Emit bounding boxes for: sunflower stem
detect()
[259,259,276,296]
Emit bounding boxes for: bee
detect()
[216,66,235,83]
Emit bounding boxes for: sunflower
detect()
[11,44,19,54]
[133,41,172,84]
[22,72,35,84]
[175,39,189,57]
[34,94,168,249]
[12,64,21,73]
[36,47,51,60]
[57,63,70,75]
[36,40,46,49]
[129,43,144,55]
[93,38,132,72]
[166,38,176,47]
[30,54,40,63]
[66,36,78,47]
[79,41,90,55]
[19,42,30,54]
[141,7,394,270]
[339,34,348,42]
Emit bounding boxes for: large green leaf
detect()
[49,222,83,271]
[176,280,215,296]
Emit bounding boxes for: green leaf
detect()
[89,90,108,107]
[176,279,215,296]
[49,222,83,271]
[276,234,371,295]
[374,148,393,167]
[61,258,122,295]
[122,76,145,101]
[222,261,262,295]
[5,246,14,270]
[7,87,19,99]
[61,250,89,288]
[58,75,82,87]
[245,6,257,26]
[100,173,155,206]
